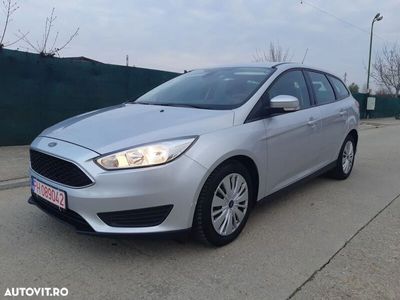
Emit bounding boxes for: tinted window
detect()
[307,71,335,105]
[327,75,349,99]
[134,67,274,110]
[267,70,311,109]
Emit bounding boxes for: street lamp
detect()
[366,13,383,93]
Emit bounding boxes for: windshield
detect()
[133,67,274,110]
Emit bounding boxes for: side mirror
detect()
[270,95,300,112]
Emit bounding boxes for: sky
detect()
[2,0,400,90]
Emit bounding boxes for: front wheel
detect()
[193,161,253,246]
[329,135,356,180]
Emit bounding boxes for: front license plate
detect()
[31,177,67,209]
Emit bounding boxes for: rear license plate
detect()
[31,177,67,209]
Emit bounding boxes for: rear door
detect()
[262,70,323,193]
[305,71,348,164]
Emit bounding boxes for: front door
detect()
[262,70,323,194]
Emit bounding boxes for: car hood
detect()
[41,103,234,154]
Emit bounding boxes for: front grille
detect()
[30,194,94,232]
[30,149,93,187]
[98,205,173,227]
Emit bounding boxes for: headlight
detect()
[95,137,196,170]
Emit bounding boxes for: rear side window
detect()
[267,70,311,109]
[307,71,335,105]
[327,75,349,99]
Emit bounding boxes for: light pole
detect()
[366,13,383,93]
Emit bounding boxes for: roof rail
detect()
[272,62,294,68]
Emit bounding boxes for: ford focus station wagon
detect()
[29,63,359,246]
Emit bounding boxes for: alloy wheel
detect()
[342,141,354,174]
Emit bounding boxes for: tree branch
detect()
[372,43,400,96]
[53,27,79,54]
[252,41,292,63]
[0,0,19,47]
[19,7,79,57]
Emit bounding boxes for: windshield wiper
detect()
[154,103,206,109]
[127,101,152,105]
[127,101,206,109]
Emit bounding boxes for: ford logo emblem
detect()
[48,142,57,147]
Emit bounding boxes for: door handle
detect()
[307,119,317,127]
[339,109,347,116]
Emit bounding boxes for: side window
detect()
[306,71,335,105]
[267,70,311,109]
[327,75,349,99]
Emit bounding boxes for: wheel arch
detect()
[221,155,260,204]
[347,129,358,151]
[190,153,261,228]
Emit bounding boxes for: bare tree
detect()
[18,8,79,57]
[375,86,391,96]
[253,42,292,62]
[0,0,28,48]
[371,44,400,97]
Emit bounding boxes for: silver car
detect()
[29,62,359,246]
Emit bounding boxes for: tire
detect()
[329,135,356,180]
[193,160,254,246]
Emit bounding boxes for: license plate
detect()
[31,177,67,209]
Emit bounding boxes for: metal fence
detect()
[0,48,179,146]
[353,93,400,119]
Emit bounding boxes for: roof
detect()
[194,62,340,78]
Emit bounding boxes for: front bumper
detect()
[28,196,190,238]
[29,136,207,234]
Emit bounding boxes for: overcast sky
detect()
[4,0,400,89]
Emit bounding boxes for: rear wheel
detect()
[329,135,356,180]
[193,161,253,246]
